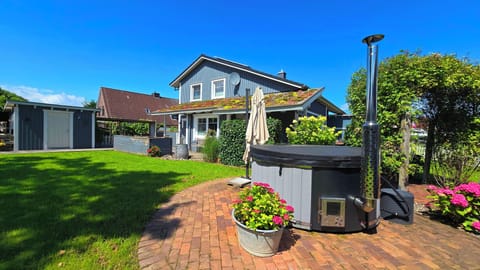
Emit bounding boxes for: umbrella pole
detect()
[245,88,250,179]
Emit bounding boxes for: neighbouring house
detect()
[151,54,347,150]
[3,100,99,151]
[96,87,178,142]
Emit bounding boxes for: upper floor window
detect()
[190,83,202,101]
[211,78,225,99]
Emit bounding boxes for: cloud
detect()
[1,85,85,107]
[340,103,350,114]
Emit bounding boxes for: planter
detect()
[232,210,284,257]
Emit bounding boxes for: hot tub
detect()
[250,144,376,233]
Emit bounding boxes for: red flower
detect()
[246,196,253,202]
[272,216,283,225]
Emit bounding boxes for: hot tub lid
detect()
[250,145,362,168]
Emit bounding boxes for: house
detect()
[96,87,178,137]
[151,54,346,150]
[3,100,99,151]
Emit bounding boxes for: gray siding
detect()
[18,105,44,150]
[251,162,313,230]
[179,61,298,103]
[73,111,93,148]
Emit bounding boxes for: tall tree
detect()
[82,100,97,109]
[0,87,27,105]
[345,52,480,187]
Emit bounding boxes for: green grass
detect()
[0,150,243,269]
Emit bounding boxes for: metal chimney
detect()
[355,34,384,230]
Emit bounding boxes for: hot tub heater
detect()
[250,35,384,233]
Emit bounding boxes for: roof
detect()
[169,54,309,89]
[4,100,100,112]
[151,88,345,115]
[98,87,178,125]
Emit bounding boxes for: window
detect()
[195,116,219,138]
[190,83,202,101]
[211,79,225,99]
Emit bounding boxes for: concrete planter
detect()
[232,210,283,257]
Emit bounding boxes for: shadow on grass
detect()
[0,152,191,269]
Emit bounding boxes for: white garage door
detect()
[44,110,73,149]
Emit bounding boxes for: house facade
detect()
[151,55,346,150]
[3,101,98,151]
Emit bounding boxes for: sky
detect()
[1,1,479,112]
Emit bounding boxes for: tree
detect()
[345,52,480,187]
[0,87,27,105]
[82,100,97,109]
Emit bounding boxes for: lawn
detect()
[0,150,243,269]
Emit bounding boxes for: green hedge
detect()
[219,117,283,166]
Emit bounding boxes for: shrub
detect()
[219,119,246,166]
[427,182,480,233]
[286,116,341,145]
[147,145,161,157]
[266,117,283,144]
[202,134,220,163]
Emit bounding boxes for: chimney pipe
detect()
[153,92,160,98]
[277,69,286,79]
[358,34,384,230]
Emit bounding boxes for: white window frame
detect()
[193,114,219,140]
[190,83,202,101]
[211,78,226,99]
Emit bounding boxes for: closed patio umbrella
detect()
[243,87,270,166]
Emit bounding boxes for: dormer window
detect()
[211,78,225,99]
[190,83,202,101]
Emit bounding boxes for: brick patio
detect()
[138,179,480,269]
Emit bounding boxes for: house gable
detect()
[173,55,308,104]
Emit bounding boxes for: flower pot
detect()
[232,209,284,257]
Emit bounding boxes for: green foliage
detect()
[202,134,220,162]
[110,121,150,136]
[219,119,246,166]
[266,117,283,144]
[286,115,341,145]
[232,182,294,230]
[0,87,27,105]
[427,182,480,233]
[82,100,97,109]
[147,145,161,157]
[0,151,243,269]
[345,52,480,180]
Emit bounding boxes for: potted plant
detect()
[232,182,294,257]
[147,145,161,157]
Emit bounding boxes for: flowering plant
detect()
[232,182,294,230]
[147,145,161,157]
[427,181,480,233]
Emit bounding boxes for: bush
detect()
[427,182,480,233]
[202,134,220,163]
[266,117,283,144]
[219,119,246,166]
[286,116,341,145]
[147,145,161,157]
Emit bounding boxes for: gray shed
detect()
[4,100,99,151]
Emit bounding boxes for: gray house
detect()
[4,100,99,151]
[151,54,346,150]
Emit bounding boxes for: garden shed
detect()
[3,100,99,151]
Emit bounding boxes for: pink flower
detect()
[455,182,480,197]
[232,199,242,204]
[253,209,261,214]
[435,188,454,196]
[246,196,253,202]
[451,193,469,208]
[472,221,480,232]
[285,205,294,212]
[283,213,290,221]
[280,199,287,204]
[272,216,283,225]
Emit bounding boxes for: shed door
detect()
[45,110,71,149]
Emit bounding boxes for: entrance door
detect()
[45,110,72,149]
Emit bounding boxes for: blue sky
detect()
[1,1,479,111]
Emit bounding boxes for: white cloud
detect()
[1,85,85,107]
[340,103,350,114]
